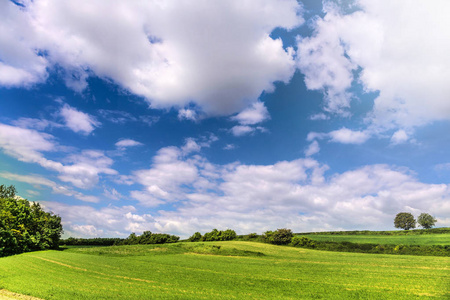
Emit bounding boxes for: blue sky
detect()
[1,0,449,238]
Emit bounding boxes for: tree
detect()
[0,184,17,199]
[264,228,293,245]
[188,232,202,242]
[417,213,437,229]
[394,212,416,230]
[0,187,63,257]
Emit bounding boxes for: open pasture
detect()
[0,241,448,299]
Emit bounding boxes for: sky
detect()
[1,0,450,238]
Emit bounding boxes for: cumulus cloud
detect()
[60,104,100,135]
[1,0,303,116]
[41,202,156,237]
[390,130,409,145]
[231,101,270,125]
[306,127,370,145]
[44,148,450,238]
[328,127,370,144]
[297,0,450,131]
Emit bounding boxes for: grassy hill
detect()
[0,241,449,299]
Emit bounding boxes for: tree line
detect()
[0,185,63,257]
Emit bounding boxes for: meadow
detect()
[0,241,449,299]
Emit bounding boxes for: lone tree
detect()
[394,212,416,230]
[417,213,437,229]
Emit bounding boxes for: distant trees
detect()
[187,229,237,242]
[394,212,438,230]
[263,228,293,245]
[188,232,202,242]
[394,212,416,230]
[120,231,179,245]
[0,185,63,257]
[417,213,437,229]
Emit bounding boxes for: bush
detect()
[291,236,316,248]
[198,229,237,242]
[264,228,293,245]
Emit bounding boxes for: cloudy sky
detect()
[1,0,449,238]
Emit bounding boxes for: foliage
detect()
[0,184,17,199]
[417,213,437,229]
[291,236,316,248]
[119,231,179,245]
[1,241,448,299]
[198,229,237,242]
[263,228,293,245]
[0,186,63,257]
[394,212,416,230]
[61,237,124,246]
[188,232,202,242]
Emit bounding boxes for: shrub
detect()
[291,236,316,248]
[264,228,293,245]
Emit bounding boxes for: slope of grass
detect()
[0,241,449,299]
[303,234,450,246]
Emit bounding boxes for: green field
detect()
[0,241,449,299]
[303,234,450,245]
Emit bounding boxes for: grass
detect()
[0,241,449,299]
[302,234,450,246]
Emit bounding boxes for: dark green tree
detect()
[264,228,293,245]
[188,232,202,242]
[417,213,437,229]
[394,212,416,230]
[0,186,63,257]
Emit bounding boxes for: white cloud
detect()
[223,144,236,151]
[0,1,48,87]
[0,123,117,190]
[0,171,99,203]
[230,125,255,137]
[115,139,143,148]
[297,0,450,130]
[328,127,370,144]
[45,150,450,238]
[309,113,330,121]
[2,0,304,116]
[60,104,100,135]
[231,101,270,125]
[12,117,62,131]
[307,128,370,145]
[390,130,409,145]
[178,109,198,121]
[57,150,117,189]
[0,123,56,164]
[305,140,320,156]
